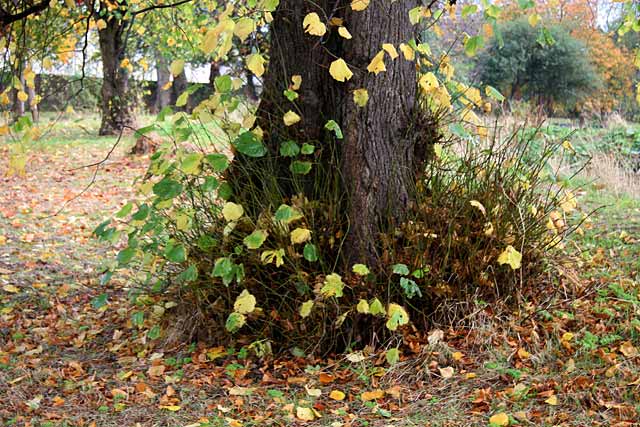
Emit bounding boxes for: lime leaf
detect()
[303,243,318,262]
[225,312,246,333]
[386,348,400,365]
[290,228,311,244]
[222,202,244,222]
[352,264,370,276]
[497,245,522,270]
[386,303,409,331]
[234,289,257,314]
[320,273,344,298]
[280,140,300,157]
[300,300,314,318]
[243,230,268,249]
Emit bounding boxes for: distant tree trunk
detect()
[98,15,136,135]
[235,0,426,265]
[12,58,25,120]
[172,70,188,111]
[208,60,220,87]
[27,84,38,122]
[154,54,171,113]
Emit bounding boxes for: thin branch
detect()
[0,0,50,26]
[132,0,194,16]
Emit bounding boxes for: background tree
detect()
[475,19,600,113]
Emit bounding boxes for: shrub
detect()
[95,111,579,354]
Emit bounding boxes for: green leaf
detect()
[290,161,312,175]
[132,311,144,327]
[303,243,318,262]
[214,75,233,93]
[132,204,149,220]
[233,131,267,157]
[386,348,400,365]
[280,140,300,157]
[115,202,133,218]
[283,89,299,101]
[165,243,186,263]
[324,120,343,139]
[243,230,268,250]
[400,277,421,299]
[463,35,484,57]
[392,263,410,275]
[205,153,230,172]
[225,312,246,333]
[181,153,203,174]
[177,265,198,283]
[275,204,304,223]
[153,178,183,200]
[370,298,385,316]
[461,4,477,17]
[91,293,108,309]
[301,143,315,155]
[147,325,161,340]
[117,247,135,265]
[485,85,505,102]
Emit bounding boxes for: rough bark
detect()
[253,0,423,265]
[154,54,172,114]
[98,16,137,135]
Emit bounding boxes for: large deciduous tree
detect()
[243,0,433,265]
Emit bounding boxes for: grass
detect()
[0,114,639,426]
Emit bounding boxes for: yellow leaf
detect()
[17,91,28,102]
[367,50,386,75]
[338,26,352,39]
[283,110,301,126]
[291,75,302,90]
[246,53,266,77]
[170,59,185,77]
[234,290,256,314]
[329,390,346,401]
[517,348,530,359]
[470,200,486,216]
[42,58,53,70]
[356,299,370,313]
[302,13,326,37]
[399,43,415,61]
[361,389,384,401]
[545,395,558,406]
[296,407,315,421]
[419,72,439,92]
[497,245,522,270]
[386,303,409,331]
[290,228,312,244]
[452,351,464,361]
[0,125,9,136]
[160,405,181,411]
[3,285,20,293]
[234,17,255,42]
[620,341,639,358]
[329,58,353,82]
[382,43,399,59]
[562,140,575,152]
[96,19,107,30]
[528,13,541,27]
[489,412,509,426]
[300,300,314,318]
[353,88,369,107]
[222,202,244,222]
[351,0,370,11]
[562,332,574,342]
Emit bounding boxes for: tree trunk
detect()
[172,70,188,111]
[27,84,38,122]
[252,0,423,265]
[98,16,136,135]
[154,54,172,114]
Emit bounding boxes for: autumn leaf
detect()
[222,202,244,222]
[489,412,510,426]
[246,53,266,77]
[329,390,346,400]
[353,88,369,107]
[367,50,386,75]
[302,13,326,37]
[361,389,384,401]
[290,228,311,244]
[329,58,353,82]
[338,26,352,39]
[497,245,522,270]
[283,110,301,126]
[351,0,370,11]
[233,290,256,314]
[296,406,315,421]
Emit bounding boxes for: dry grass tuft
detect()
[583,152,640,199]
